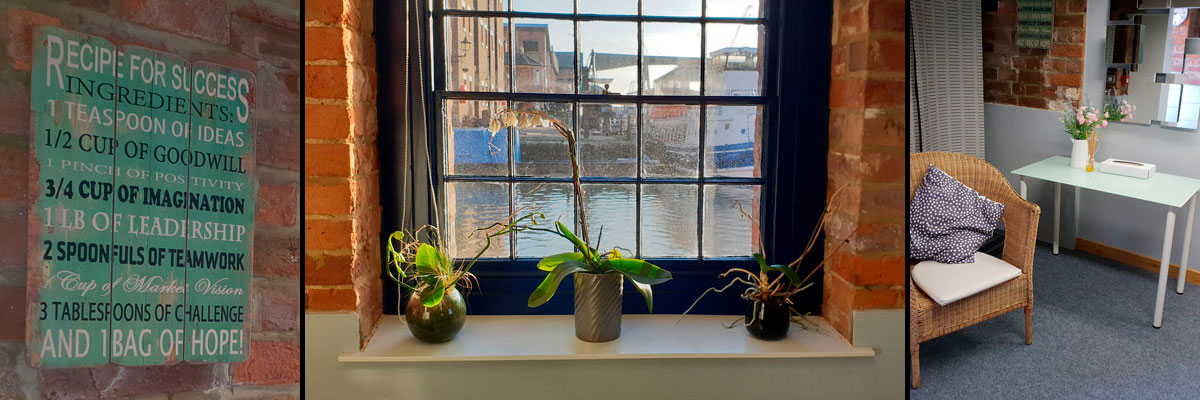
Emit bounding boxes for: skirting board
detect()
[1075,237,1200,287]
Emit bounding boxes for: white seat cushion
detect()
[911,252,1023,306]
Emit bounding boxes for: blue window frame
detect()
[377,0,831,316]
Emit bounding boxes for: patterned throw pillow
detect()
[909,164,1006,264]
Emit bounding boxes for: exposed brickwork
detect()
[825,0,906,342]
[983,0,1087,110]
[0,1,299,398]
[302,0,382,348]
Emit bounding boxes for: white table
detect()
[1012,156,1200,328]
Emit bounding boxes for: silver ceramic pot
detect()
[573,272,623,342]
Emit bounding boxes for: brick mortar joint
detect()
[304,134,377,146]
[306,249,355,257]
[305,98,377,108]
[304,21,373,33]
[305,284,356,290]
[305,59,377,72]
[827,269,904,290]
[306,214,357,221]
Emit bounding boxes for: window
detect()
[522,39,539,53]
[382,0,830,315]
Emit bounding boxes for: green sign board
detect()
[28,27,255,368]
[1016,0,1055,49]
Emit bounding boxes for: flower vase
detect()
[405,287,467,343]
[1070,138,1089,169]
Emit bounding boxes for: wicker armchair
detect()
[908,152,1040,389]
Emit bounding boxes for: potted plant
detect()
[487,108,673,343]
[679,190,853,340]
[1062,103,1107,171]
[384,215,532,343]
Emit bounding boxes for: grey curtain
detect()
[910,0,986,158]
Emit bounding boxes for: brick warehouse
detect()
[0,1,300,398]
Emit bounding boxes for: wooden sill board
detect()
[339,314,874,363]
[1076,237,1200,287]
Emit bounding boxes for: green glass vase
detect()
[405,286,466,343]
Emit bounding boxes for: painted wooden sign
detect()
[1016,0,1055,49]
[27,27,255,368]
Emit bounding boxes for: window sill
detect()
[338,314,874,363]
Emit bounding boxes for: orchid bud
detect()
[502,111,519,127]
[487,118,502,134]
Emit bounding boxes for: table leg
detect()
[1074,187,1081,249]
[1054,183,1061,255]
[1020,176,1027,199]
[1154,208,1177,328]
[1179,195,1196,295]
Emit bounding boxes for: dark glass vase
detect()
[744,299,790,340]
[405,286,466,343]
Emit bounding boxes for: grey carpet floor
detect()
[910,244,1200,400]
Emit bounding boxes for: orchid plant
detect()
[486,107,673,312]
[679,186,855,328]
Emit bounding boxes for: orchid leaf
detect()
[555,221,594,260]
[419,280,446,307]
[602,258,672,285]
[527,260,589,307]
[619,271,655,313]
[753,253,768,269]
[762,263,801,285]
[537,252,586,272]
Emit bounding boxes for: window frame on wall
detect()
[379,0,831,316]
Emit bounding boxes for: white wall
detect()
[304,311,905,399]
[984,0,1200,272]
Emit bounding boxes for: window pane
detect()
[703,185,760,257]
[643,23,701,95]
[581,184,636,255]
[579,22,638,95]
[447,182,511,259]
[704,105,761,178]
[445,17,510,92]
[706,0,763,18]
[578,103,637,177]
[642,104,699,178]
[512,0,570,13]
[513,19,575,94]
[705,23,762,96]
[445,100,509,176]
[513,101,573,177]
[643,0,700,17]
[515,182,575,257]
[444,0,506,11]
[641,185,698,257]
[579,0,636,15]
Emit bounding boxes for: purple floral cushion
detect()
[909,164,1005,264]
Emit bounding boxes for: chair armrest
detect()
[998,193,1040,275]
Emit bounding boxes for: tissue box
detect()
[1097,158,1156,179]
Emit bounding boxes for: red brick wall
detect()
[824,0,906,342]
[984,0,1087,110]
[303,0,382,347]
[0,1,300,398]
